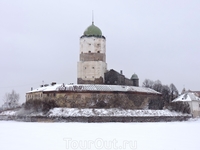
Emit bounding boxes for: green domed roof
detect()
[131,73,139,80]
[83,22,102,36]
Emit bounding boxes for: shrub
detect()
[24,99,58,113]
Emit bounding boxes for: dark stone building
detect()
[104,69,139,86]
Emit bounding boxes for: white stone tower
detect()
[77,22,107,84]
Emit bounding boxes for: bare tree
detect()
[169,83,179,102]
[143,79,163,92]
[161,85,171,103]
[142,79,179,107]
[142,79,154,88]
[2,90,20,109]
[153,80,163,92]
[181,88,186,94]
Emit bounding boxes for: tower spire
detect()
[92,10,94,24]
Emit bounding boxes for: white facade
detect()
[188,101,200,117]
[77,36,107,83]
[80,37,106,54]
[173,92,200,117]
[77,61,107,80]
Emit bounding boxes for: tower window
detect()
[92,67,94,69]
[97,51,100,53]
[89,51,91,53]
[85,67,86,69]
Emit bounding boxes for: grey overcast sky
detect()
[0,0,200,104]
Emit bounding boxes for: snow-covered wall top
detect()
[173,92,200,102]
[27,84,161,94]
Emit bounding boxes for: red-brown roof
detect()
[189,91,200,97]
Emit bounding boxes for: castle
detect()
[77,21,139,86]
[26,21,161,110]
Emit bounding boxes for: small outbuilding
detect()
[172,92,200,117]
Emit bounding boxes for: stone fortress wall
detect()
[26,84,162,110]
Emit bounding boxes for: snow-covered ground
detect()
[0,110,16,116]
[0,108,190,117]
[48,108,190,117]
[0,119,200,150]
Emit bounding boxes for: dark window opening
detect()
[89,51,91,53]
[97,51,100,53]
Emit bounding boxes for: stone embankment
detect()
[0,108,191,122]
[0,115,191,122]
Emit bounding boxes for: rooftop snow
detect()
[27,84,161,94]
[173,92,200,102]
